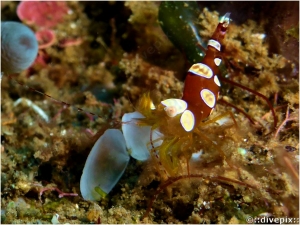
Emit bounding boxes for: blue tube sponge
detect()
[80,129,130,201]
[1,21,38,74]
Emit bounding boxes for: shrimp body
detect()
[80,12,232,200]
[132,13,231,175]
[141,13,230,134]
[182,13,230,129]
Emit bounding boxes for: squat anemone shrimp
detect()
[80,12,234,201]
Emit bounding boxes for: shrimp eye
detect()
[164,105,178,117]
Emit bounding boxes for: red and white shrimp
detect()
[80,13,232,201]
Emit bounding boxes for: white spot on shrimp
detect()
[214,58,222,66]
[207,39,221,51]
[200,89,216,108]
[180,110,195,132]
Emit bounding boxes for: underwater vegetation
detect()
[1,1,299,224]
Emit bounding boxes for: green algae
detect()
[158,1,205,64]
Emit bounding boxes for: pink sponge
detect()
[17,1,69,28]
[35,29,56,49]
